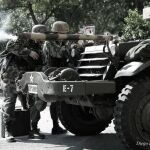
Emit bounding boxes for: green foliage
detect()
[0,0,148,35]
[122,9,150,41]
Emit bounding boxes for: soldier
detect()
[43,21,71,134]
[43,21,71,67]
[1,24,47,142]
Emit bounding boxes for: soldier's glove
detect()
[70,44,82,58]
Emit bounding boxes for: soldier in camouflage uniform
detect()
[43,21,71,68]
[43,21,71,134]
[1,24,47,142]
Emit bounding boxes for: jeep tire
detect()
[57,101,111,136]
[114,77,150,150]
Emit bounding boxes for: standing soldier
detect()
[1,24,47,142]
[43,21,71,134]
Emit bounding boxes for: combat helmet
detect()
[51,21,69,33]
[32,24,48,33]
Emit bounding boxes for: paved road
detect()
[0,133,126,150]
[0,105,126,150]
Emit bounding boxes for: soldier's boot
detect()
[50,103,67,135]
[51,122,67,135]
[28,123,45,139]
[5,121,16,142]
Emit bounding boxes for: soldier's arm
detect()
[6,38,31,56]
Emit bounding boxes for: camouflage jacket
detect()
[43,40,71,66]
[2,37,44,70]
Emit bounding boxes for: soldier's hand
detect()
[71,43,77,49]
[29,51,39,60]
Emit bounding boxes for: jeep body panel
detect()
[115,61,150,78]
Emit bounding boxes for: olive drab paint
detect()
[18,32,113,42]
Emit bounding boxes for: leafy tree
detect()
[122,9,150,41]
[0,0,149,34]
[0,0,60,32]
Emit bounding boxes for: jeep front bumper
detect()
[17,72,116,102]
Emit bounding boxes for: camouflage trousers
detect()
[18,93,47,128]
[1,64,47,126]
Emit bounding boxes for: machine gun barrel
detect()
[19,32,113,42]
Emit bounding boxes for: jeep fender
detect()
[115,61,150,78]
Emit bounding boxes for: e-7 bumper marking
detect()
[18,72,116,96]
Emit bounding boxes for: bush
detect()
[122,9,150,41]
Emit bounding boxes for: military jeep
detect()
[18,32,150,150]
